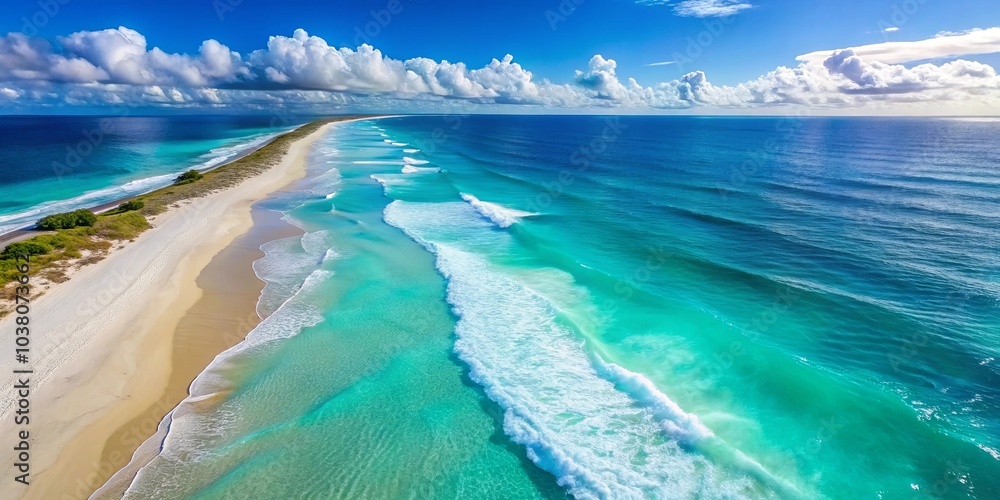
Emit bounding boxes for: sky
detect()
[1,0,1000,115]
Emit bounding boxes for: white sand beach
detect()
[0,121,336,499]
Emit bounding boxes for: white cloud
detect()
[0,87,21,100]
[0,26,246,86]
[246,29,555,104]
[882,27,901,33]
[1,26,999,114]
[637,0,753,18]
[822,48,1000,94]
[798,27,1000,65]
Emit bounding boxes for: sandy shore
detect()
[0,120,337,499]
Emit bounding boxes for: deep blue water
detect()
[0,115,308,233]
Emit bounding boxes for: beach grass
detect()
[136,118,352,215]
[0,116,358,316]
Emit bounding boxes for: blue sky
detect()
[2,0,1000,114]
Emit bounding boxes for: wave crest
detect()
[459,193,536,228]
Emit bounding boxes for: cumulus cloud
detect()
[0,26,999,114]
[822,48,1000,95]
[245,29,557,105]
[0,26,245,86]
[798,27,1000,65]
[637,0,753,18]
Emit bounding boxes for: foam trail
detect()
[383,200,762,499]
[305,168,342,198]
[402,165,440,174]
[196,131,284,170]
[353,160,406,165]
[459,193,536,228]
[123,268,333,498]
[403,148,420,153]
[253,230,329,318]
[391,142,409,146]
[403,156,430,165]
[593,359,714,443]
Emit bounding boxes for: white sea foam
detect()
[352,160,406,165]
[129,221,338,494]
[459,193,536,228]
[401,165,439,174]
[253,230,330,318]
[593,359,714,443]
[0,173,176,234]
[322,248,340,263]
[369,174,409,188]
[124,267,333,496]
[391,142,408,147]
[403,148,420,153]
[301,229,333,256]
[403,156,429,165]
[382,200,758,498]
[197,131,282,169]
[306,168,342,197]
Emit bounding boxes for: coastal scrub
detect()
[0,117,357,316]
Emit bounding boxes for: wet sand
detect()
[0,121,339,499]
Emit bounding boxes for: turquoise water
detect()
[0,116,304,234]
[123,116,999,498]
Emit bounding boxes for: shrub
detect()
[37,209,98,230]
[1,240,52,260]
[118,199,145,212]
[175,170,204,185]
[92,211,150,240]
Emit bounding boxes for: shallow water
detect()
[125,116,1000,498]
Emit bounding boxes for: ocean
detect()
[26,115,1000,498]
[0,115,307,235]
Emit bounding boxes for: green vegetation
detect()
[0,117,363,316]
[117,199,145,212]
[175,169,204,185]
[135,118,350,215]
[37,209,98,230]
[0,241,52,260]
[0,211,151,286]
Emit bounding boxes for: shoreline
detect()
[96,206,304,498]
[0,125,294,249]
[0,116,381,499]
